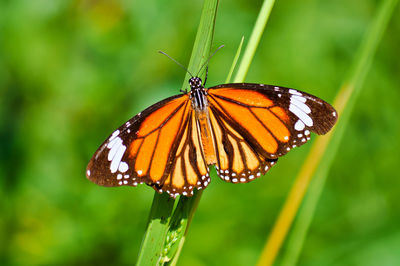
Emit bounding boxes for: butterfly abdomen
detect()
[195,109,217,165]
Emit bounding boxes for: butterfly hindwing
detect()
[208,106,278,183]
[161,110,210,196]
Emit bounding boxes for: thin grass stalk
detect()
[137,192,176,265]
[160,0,277,262]
[136,0,218,264]
[234,0,276,82]
[257,0,398,265]
[225,36,244,83]
[280,0,398,265]
[158,0,219,264]
[138,0,276,263]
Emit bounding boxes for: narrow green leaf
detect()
[234,0,276,82]
[225,36,244,83]
[137,193,175,266]
[162,0,219,264]
[162,192,203,265]
[281,0,398,265]
[137,0,218,262]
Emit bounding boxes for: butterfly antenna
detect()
[158,51,194,78]
[195,44,225,77]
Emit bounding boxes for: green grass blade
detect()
[162,29,246,266]
[137,1,218,263]
[136,193,176,266]
[255,1,398,265]
[162,192,203,265]
[281,0,398,265]
[225,36,244,83]
[181,0,219,88]
[160,0,219,264]
[234,0,276,82]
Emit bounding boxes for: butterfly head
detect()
[189,77,203,91]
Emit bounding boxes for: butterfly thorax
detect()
[189,77,208,111]
[188,77,217,165]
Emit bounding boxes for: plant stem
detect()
[137,193,175,266]
[225,36,244,83]
[137,0,218,263]
[234,0,276,82]
[257,0,398,265]
[280,0,398,265]
[153,0,219,265]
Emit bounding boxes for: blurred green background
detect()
[1,0,399,265]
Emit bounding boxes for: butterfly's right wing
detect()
[206,84,337,182]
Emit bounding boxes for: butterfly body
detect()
[87,77,337,198]
[188,77,217,165]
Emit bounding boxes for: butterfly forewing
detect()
[206,83,337,181]
[86,94,209,197]
[207,84,337,157]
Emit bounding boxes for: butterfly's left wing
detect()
[86,94,209,197]
[206,83,337,182]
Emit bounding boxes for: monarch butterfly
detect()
[86,76,337,198]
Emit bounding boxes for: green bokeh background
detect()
[1,0,399,265]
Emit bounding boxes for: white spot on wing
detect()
[86,170,91,176]
[118,162,129,173]
[108,137,122,160]
[290,104,313,126]
[294,120,305,131]
[289,89,302,95]
[291,97,311,114]
[109,130,120,142]
[292,95,306,103]
[110,144,126,173]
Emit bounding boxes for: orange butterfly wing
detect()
[86,94,209,197]
[207,84,337,182]
[87,81,337,197]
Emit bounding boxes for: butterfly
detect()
[86,76,337,198]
